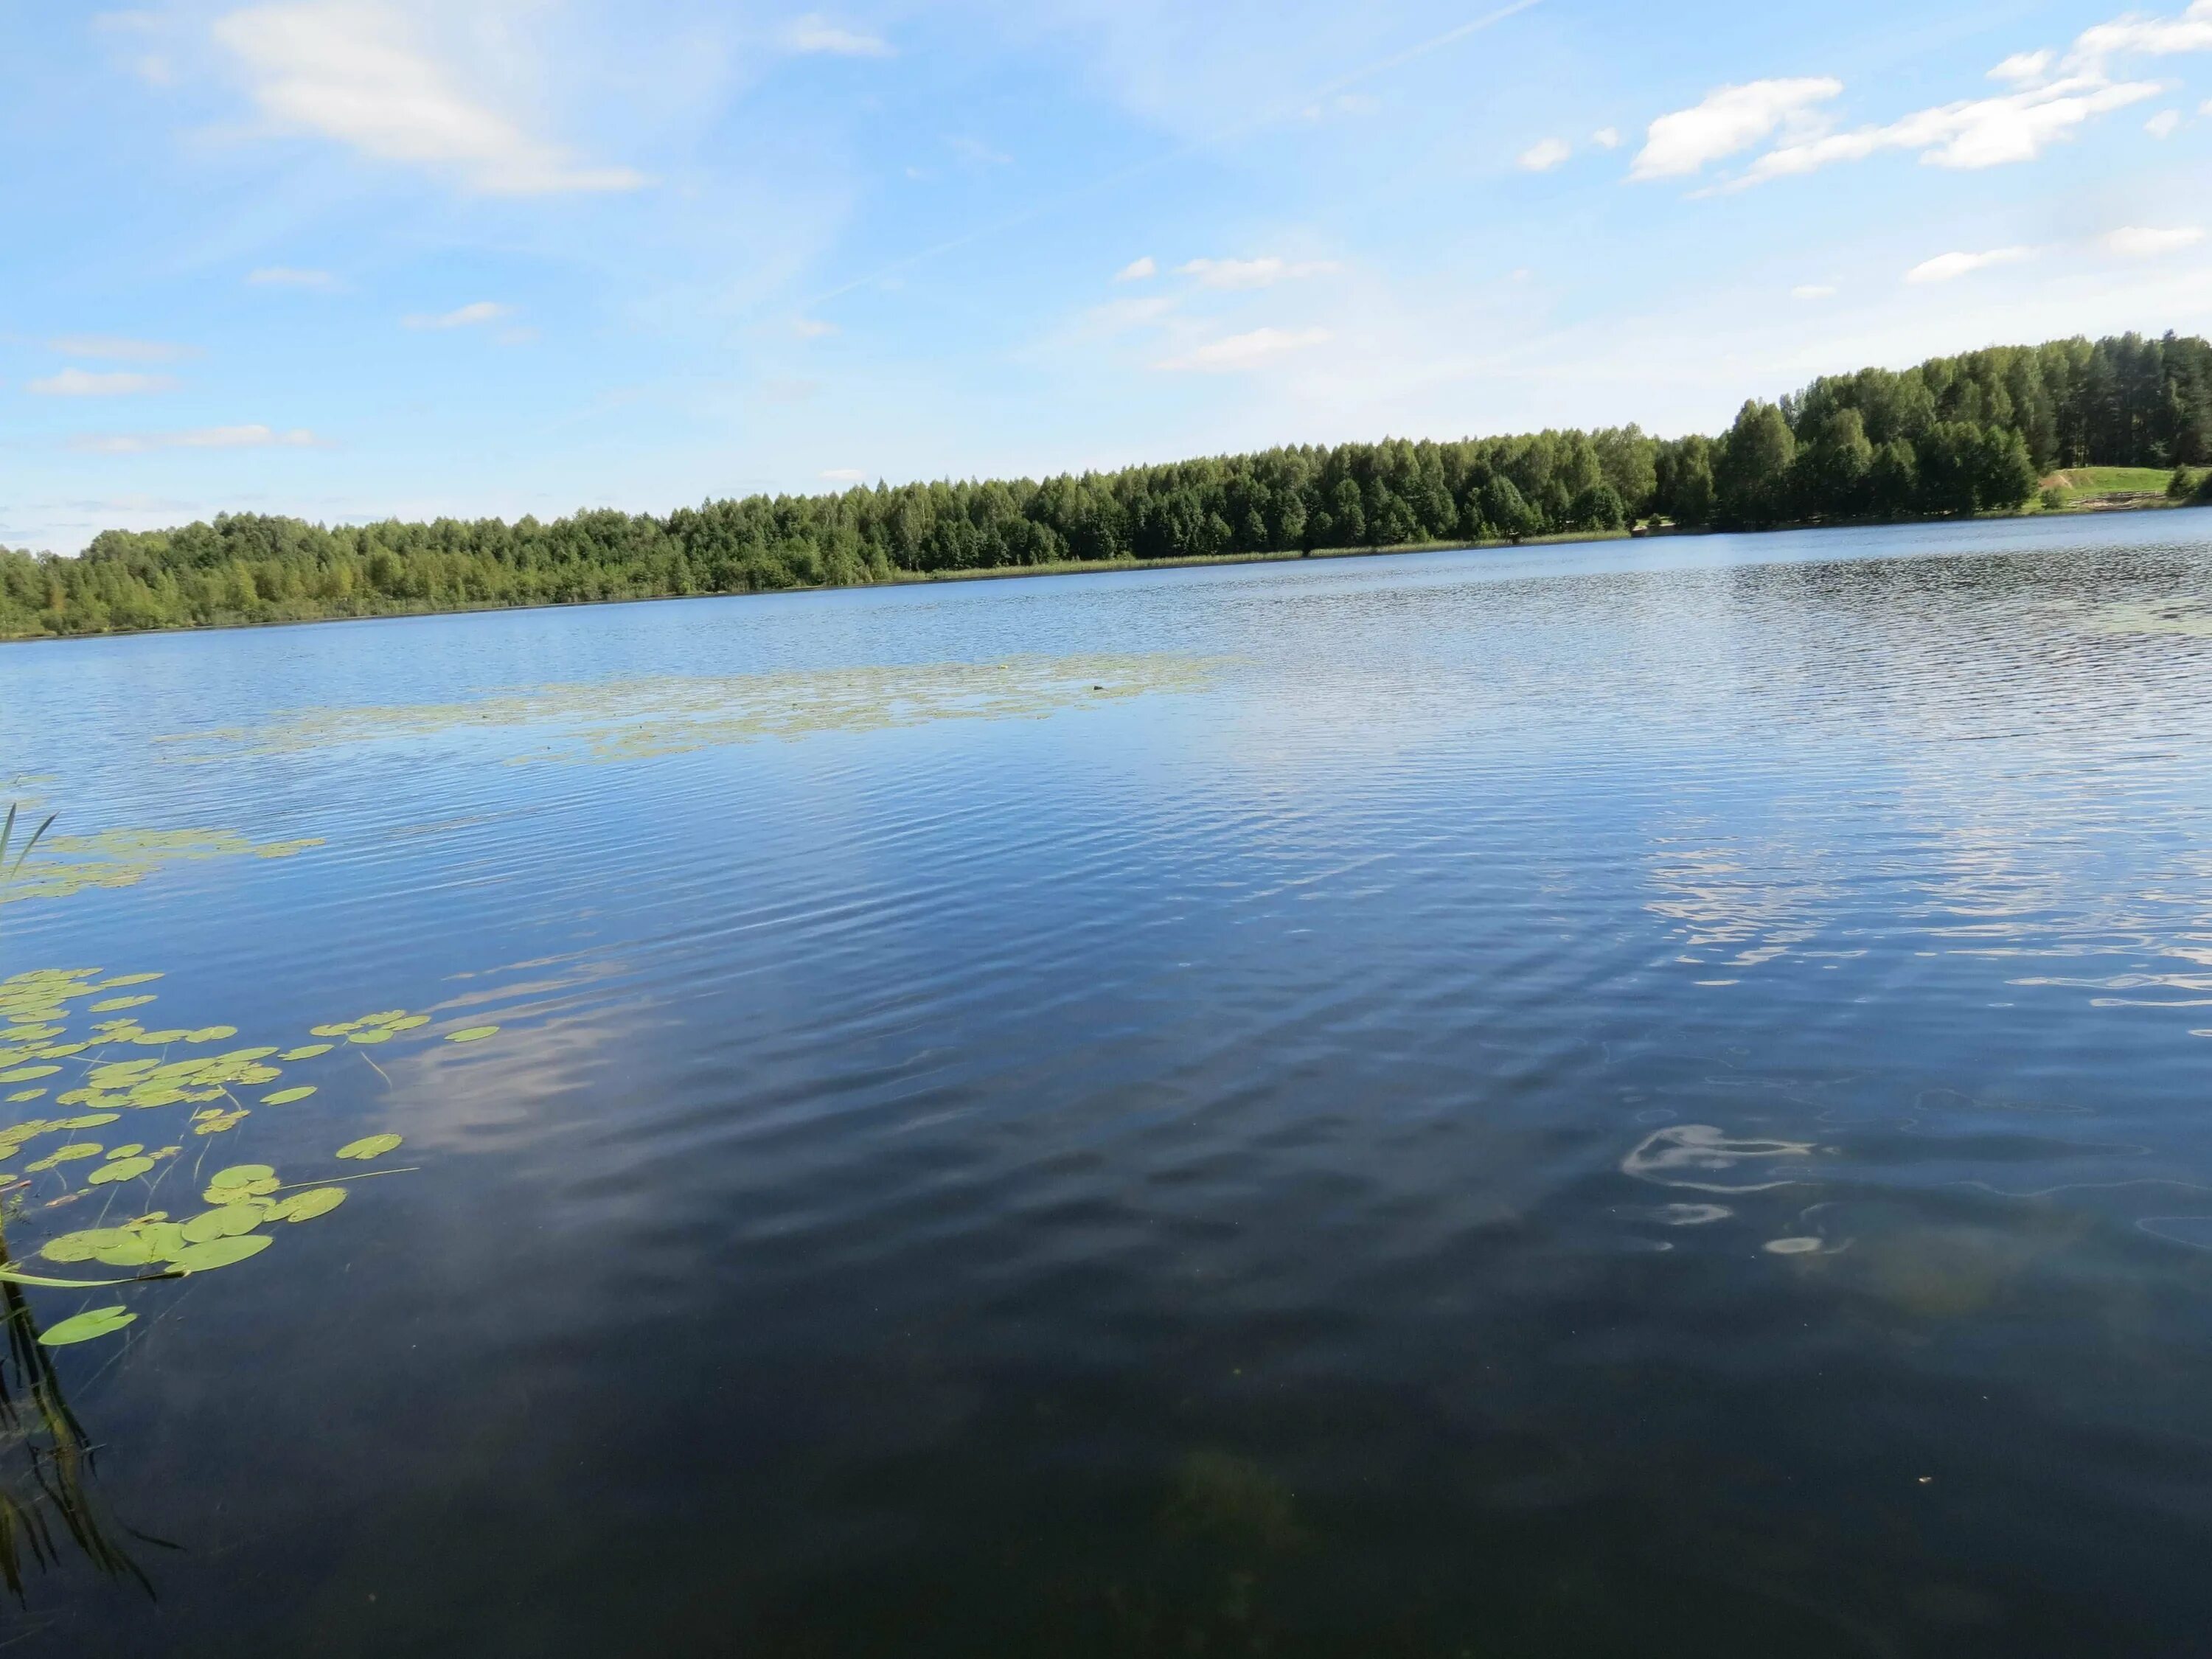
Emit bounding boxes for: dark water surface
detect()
[4,515,2212,1655]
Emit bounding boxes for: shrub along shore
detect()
[7,330,2210,641]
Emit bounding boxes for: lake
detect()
[4,511,2211,1655]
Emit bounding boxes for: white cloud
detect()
[1792,284,1837,299]
[1591,126,1621,149]
[2073,1,2212,69]
[1742,76,2158,182]
[27,368,180,396]
[74,425,319,453]
[1517,136,1572,171]
[1990,49,2053,84]
[1154,327,1330,372]
[1116,256,1158,282]
[1176,257,1338,291]
[2104,224,2205,256]
[1631,78,1843,180]
[791,316,838,338]
[783,15,893,57]
[1905,246,2032,284]
[2146,108,2183,136]
[819,467,867,481]
[248,265,339,289]
[400,301,511,330]
[47,335,192,362]
[213,4,645,195]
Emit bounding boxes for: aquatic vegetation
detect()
[0,968,487,1349]
[445,1026,499,1043]
[0,830,323,908]
[35,1307,136,1349]
[1161,1450,1308,1555]
[158,655,1225,767]
[2083,598,2212,637]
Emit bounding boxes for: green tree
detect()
[1714,401,1796,527]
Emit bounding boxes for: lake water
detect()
[4,512,2212,1655]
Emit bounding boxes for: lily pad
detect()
[335,1133,403,1161]
[90,996,156,1012]
[86,1156,156,1185]
[346,1029,393,1046]
[386,1015,431,1032]
[210,1163,276,1188]
[37,1307,137,1346]
[204,1172,281,1203]
[181,1203,267,1244]
[89,1232,160,1265]
[186,1026,239,1043]
[7,1087,46,1102]
[169,1234,272,1273]
[0,1064,59,1082]
[136,1221,188,1259]
[445,1026,501,1043]
[262,1086,316,1105]
[105,1143,146,1159]
[41,1228,131,1264]
[309,1022,361,1037]
[280,1044,333,1060]
[274,1186,348,1222]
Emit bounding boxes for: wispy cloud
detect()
[401,301,512,330]
[1517,137,1572,171]
[783,14,894,58]
[73,425,320,453]
[791,316,838,339]
[47,335,194,362]
[1792,284,1838,299]
[1649,2,2212,190]
[819,467,868,481]
[1989,49,2054,84]
[1591,126,1621,149]
[2104,224,2205,257]
[947,135,1012,166]
[27,368,180,396]
[1115,256,1158,282]
[1905,246,2032,284]
[2146,108,2183,136]
[1631,78,1842,180]
[248,265,339,290]
[213,3,646,195]
[1741,76,2159,183]
[1176,257,1338,291]
[2073,1,2212,69]
[1154,326,1330,372]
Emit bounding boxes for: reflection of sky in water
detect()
[4,510,2212,1652]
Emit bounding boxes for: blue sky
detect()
[4,0,2211,552]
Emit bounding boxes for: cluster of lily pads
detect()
[0,828,323,908]
[1,966,502,1348]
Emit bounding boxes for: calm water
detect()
[4,514,2212,1655]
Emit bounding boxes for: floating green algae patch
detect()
[2082,599,2212,637]
[156,654,1224,766]
[0,829,323,906]
[0,968,492,1346]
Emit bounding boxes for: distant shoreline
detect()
[1,497,2200,648]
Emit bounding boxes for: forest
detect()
[6,330,2211,639]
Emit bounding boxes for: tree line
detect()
[6,330,2210,639]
